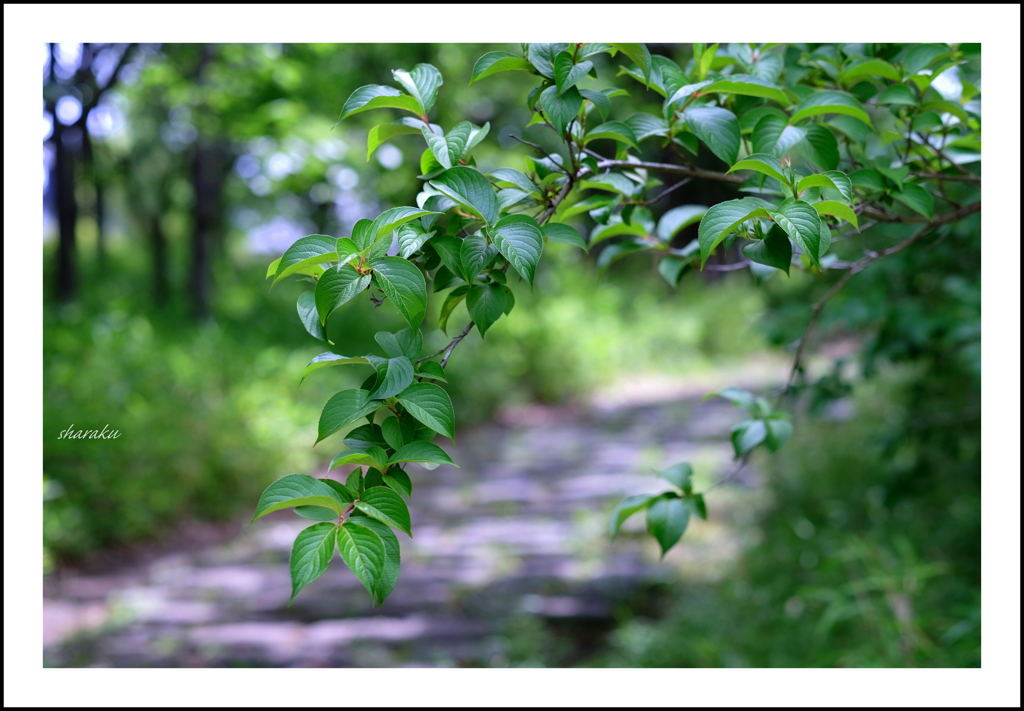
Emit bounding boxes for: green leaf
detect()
[251,474,349,523]
[438,284,470,333]
[850,168,885,193]
[657,205,708,243]
[370,257,427,328]
[813,201,860,231]
[731,419,768,456]
[579,172,641,197]
[697,198,772,267]
[317,389,381,444]
[821,171,854,202]
[336,521,388,604]
[803,124,840,171]
[297,291,327,342]
[646,495,690,557]
[656,462,694,492]
[764,417,793,452]
[301,352,370,382]
[429,167,499,226]
[492,214,544,288]
[416,361,447,383]
[461,233,498,279]
[368,207,438,250]
[554,52,592,95]
[367,121,425,161]
[397,223,435,260]
[380,327,423,360]
[703,74,791,106]
[580,89,612,121]
[893,184,935,219]
[544,223,588,251]
[698,44,718,81]
[328,446,389,473]
[527,43,571,80]
[742,224,792,275]
[489,168,540,196]
[470,51,535,85]
[624,112,668,142]
[288,522,337,602]
[583,121,639,150]
[837,58,900,84]
[466,283,507,338]
[432,236,469,283]
[294,505,342,522]
[338,85,423,123]
[345,516,400,605]
[422,128,453,170]
[751,114,806,157]
[315,263,371,325]
[380,415,413,450]
[387,441,458,468]
[683,106,741,165]
[658,256,690,287]
[798,173,846,197]
[392,63,442,113]
[610,494,655,538]
[687,493,708,520]
[875,84,917,106]
[356,486,412,537]
[396,383,455,441]
[790,91,872,126]
[609,43,652,86]
[350,219,374,251]
[366,355,414,400]
[902,44,950,77]
[920,100,971,127]
[273,235,338,286]
[423,122,474,171]
[344,423,388,449]
[382,467,413,498]
[597,241,649,272]
[769,199,824,267]
[664,80,713,111]
[727,153,789,184]
[539,85,583,137]
[265,257,281,279]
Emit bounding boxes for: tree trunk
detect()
[149,212,169,308]
[81,127,106,270]
[54,120,79,303]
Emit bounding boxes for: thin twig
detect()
[919,134,973,176]
[440,322,475,368]
[703,260,752,271]
[911,171,980,184]
[646,177,693,206]
[705,454,751,492]
[859,200,980,225]
[508,134,546,154]
[596,158,746,185]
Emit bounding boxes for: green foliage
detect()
[251,41,980,608]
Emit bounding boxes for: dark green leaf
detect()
[274,235,338,286]
[336,521,387,604]
[544,223,588,251]
[609,43,652,86]
[429,167,499,225]
[697,198,773,267]
[893,184,935,219]
[461,233,498,279]
[646,495,690,557]
[294,505,341,522]
[297,291,327,342]
[470,51,535,85]
[539,85,583,137]
[416,360,447,383]
[382,467,413,498]
[657,205,708,243]
[251,474,349,523]
[728,153,788,184]
[770,199,823,267]
[902,44,949,77]
[731,419,768,456]
[356,486,412,536]
[838,58,900,84]
[366,355,414,400]
[658,256,690,287]
[597,241,649,272]
[367,121,425,161]
[493,214,544,288]
[438,284,470,333]
[751,114,806,157]
[392,63,443,113]
[850,168,885,193]
[301,352,370,382]
[683,106,741,165]
[703,74,791,105]
[370,257,428,328]
[338,85,423,123]
[657,462,694,492]
[875,84,917,106]
[527,43,571,80]
[489,168,540,196]
[432,236,469,283]
[742,223,792,275]
[315,264,372,325]
[803,124,840,171]
[345,516,400,606]
[583,121,639,150]
[368,207,438,250]
[610,494,655,538]
[396,383,455,441]
[580,89,611,120]
[624,112,669,142]
[764,417,793,452]
[387,441,458,468]
[288,522,337,602]
[554,52,592,95]
[328,446,389,473]
[664,80,713,111]
[466,283,507,338]
[790,91,872,126]
[317,389,381,444]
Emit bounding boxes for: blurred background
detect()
[42,43,980,667]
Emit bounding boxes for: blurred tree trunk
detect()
[81,127,106,270]
[149,210,169,308]
[53,117,79,303]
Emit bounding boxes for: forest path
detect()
[44,371,776,668]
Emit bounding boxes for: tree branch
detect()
[440,322,475,368]
[911,171,980,184]
[646,177,693,206]
[595,158,745,184]
[859,200,980,225]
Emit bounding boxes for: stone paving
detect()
[43,388,767,668]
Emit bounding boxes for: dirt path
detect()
[44,388,763,668]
